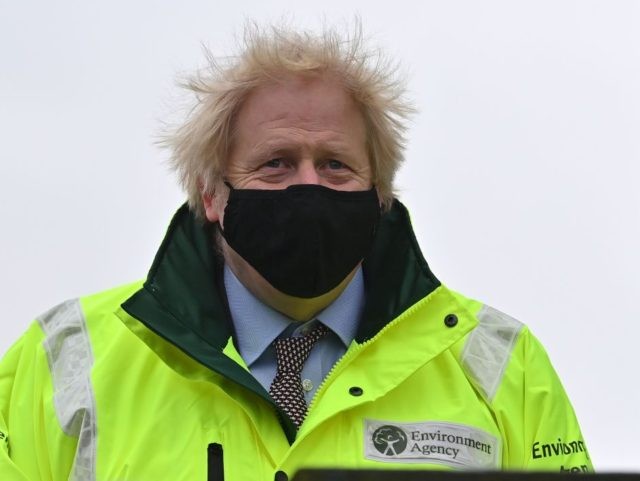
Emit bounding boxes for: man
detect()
[0,24,592,480]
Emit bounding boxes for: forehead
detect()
[233,74,366,138]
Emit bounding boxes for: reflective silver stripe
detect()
[461,305,523,401]
[38,299,96,481]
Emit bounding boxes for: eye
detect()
[327,159,346,170]
[263,158,284,168]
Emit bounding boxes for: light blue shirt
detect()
[224,265,364,403]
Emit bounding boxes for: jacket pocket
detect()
[208,443,224,481]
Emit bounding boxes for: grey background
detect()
[1,0,638,470]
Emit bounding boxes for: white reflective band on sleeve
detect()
[38,299,96,481]
[461,305,523,401]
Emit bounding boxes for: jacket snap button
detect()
[274,470,288,481]
[349,386,363,396]
[444,314,458,327]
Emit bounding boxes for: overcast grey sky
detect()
[1,0,639,470]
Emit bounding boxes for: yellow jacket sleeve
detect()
[494,327,593,471]
[0,322,76,481]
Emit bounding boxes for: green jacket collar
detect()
[121,199,441,439]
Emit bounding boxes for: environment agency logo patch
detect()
[372,425,408,455]
[365,420,501,469]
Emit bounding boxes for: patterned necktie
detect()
[269,324,329,429]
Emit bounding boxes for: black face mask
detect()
[221,184,381,298]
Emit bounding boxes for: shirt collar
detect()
[225,265,364,367]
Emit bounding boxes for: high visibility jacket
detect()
[0,202,592,481]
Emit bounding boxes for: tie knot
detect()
[272,324,329,374]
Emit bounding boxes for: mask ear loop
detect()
[211,180,233,236]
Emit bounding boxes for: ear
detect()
[201,192,221,223]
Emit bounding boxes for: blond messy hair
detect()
[165,21,414,218]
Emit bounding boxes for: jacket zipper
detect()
[305,285,459,423]
[207,443,224,481]
[306,295,430,414]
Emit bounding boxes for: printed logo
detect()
[364,420,501,469]
[372,425,408,455]
[531,438,589,460]
[531,437,591,473]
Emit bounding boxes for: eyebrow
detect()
[251,139,356,160]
